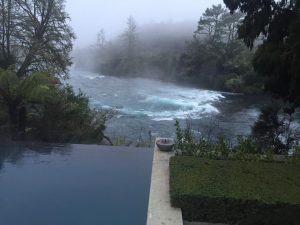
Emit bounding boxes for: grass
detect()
[170,156,300,224]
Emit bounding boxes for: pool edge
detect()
[146,138,183,225]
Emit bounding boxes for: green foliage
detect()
[175,120,184,150]
[28,85,106,143]
[251,104,299,154]
[0,69,55,136]
[235,136,259,154]
[0,102,9,136]
[0,69,19,97]
[225,71,263,94]
[288,146,300,164]
[0,0,75,78]
[224,0,300,105]
[231,136,274,162]
[212,136,230,159]
[225,76,243,92]
[111,136,127,146]
[175,120,212,157]
[177,4,262,93]
[174,120,287,161]
[170,156,300,225]
[0,69,113,143]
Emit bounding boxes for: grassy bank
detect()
[170,156,300,225]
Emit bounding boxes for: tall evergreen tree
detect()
[122,15,138,58]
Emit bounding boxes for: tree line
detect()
[81,0,300,104]
[78,5,263,94]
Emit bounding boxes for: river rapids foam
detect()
[69,69,225,121]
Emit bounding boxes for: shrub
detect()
[28,85,115,143]
[211,136,230,159]
[235,136,259,154]
[174,120,275,162]
[252,104,299,154]
[170,156,300,225]
[288,146,300,164]
[0,69,114,143]
[225,76,244,93]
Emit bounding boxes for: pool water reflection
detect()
[0,143,153,225]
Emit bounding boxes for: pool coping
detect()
[146,138,183,225]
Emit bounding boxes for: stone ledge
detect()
[146,138,183,225]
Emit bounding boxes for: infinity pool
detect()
[0,144,153,225]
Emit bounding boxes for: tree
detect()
[30,85,112,143]
[0,0,75,79]
[251,104,299,154]
[0,68,112,142]
[223,0,300,105]
[0,0,15,68]
[196,4,227,42]
[0,68,55,138]
[0,0,75,139]
[179,4,258,91]
[122,16,138,58]
[195,4,245,64]
[96,29,106,48]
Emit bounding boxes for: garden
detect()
[170,109,300,225]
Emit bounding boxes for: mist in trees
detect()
[74,17,195,78]
[179,4,261,92]
[74,5,262,94]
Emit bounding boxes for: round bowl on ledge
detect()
[156,138,175,152]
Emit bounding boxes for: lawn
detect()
[170,156,300,225]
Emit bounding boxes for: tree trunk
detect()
[18,106,26,139]
[6,0,11,56]
[8,102,18,139]
[8,102,26,140]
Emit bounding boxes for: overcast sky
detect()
[65,0,223,47]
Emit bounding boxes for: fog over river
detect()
[68,69,269,142]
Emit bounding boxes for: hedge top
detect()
[170,156,300,205]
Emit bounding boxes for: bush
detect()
[174,120,275,162]
[288,146,300,164]
[235,136,259,154]
[225,76,244,93]
[28,85,115,143]
[0,69,114,143]
[170,156,300,225]
[0,104,8,126]
[252,104,299,154]
[175,121,229,159]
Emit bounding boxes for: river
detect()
[68,69,269,144]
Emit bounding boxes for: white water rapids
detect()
[68,69,265,141]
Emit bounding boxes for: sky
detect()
[65,0,223,47]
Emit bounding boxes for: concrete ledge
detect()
[146,138,183,225]
[184,222,227,225]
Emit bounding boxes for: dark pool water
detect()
[0,143,153,225]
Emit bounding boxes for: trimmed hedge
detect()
[170,156,300,225]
